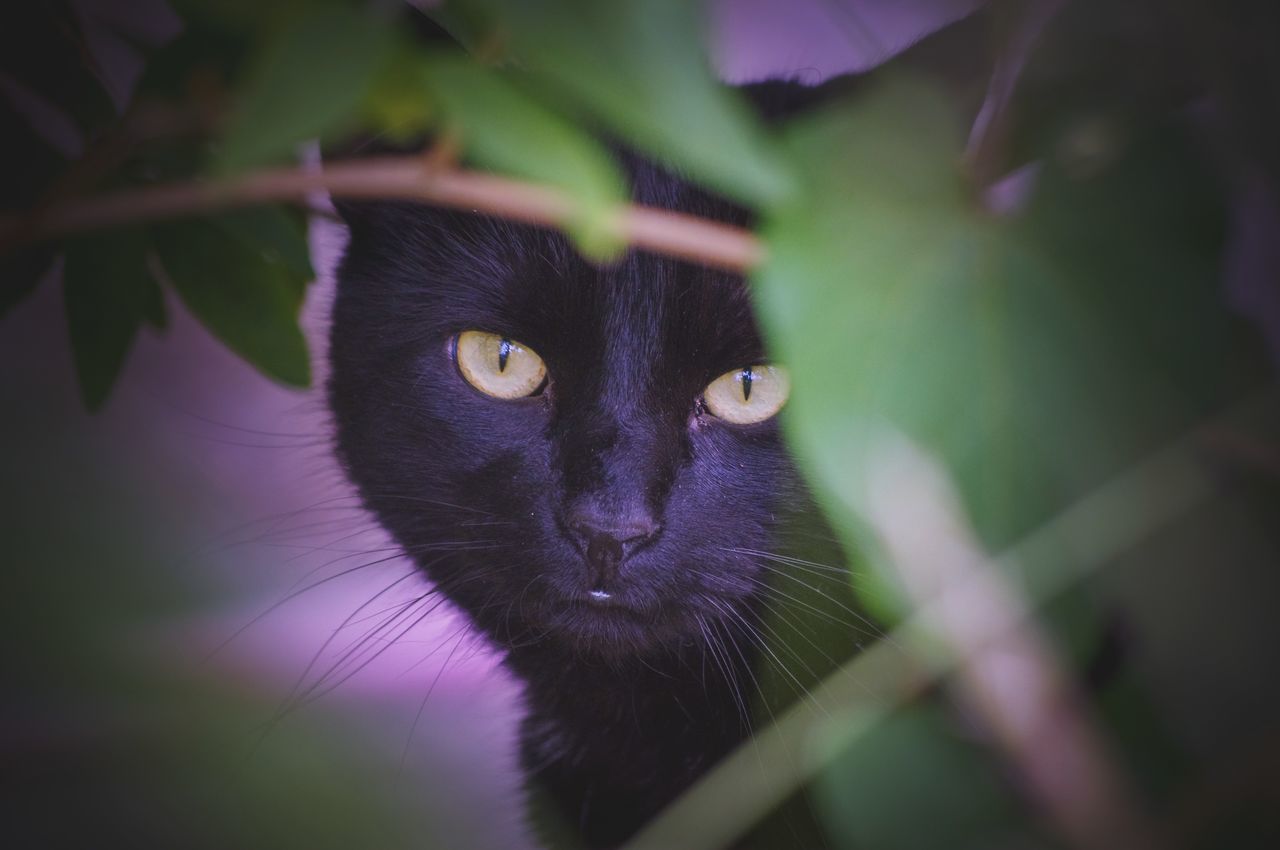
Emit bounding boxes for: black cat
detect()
[329,80,848,847]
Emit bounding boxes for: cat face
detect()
[329,160,802,660]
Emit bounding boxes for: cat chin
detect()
[517,597,708,661]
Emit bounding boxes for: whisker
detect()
[204,551,413,663]
[399,623,474,774]
[746,562,893,646]
[269,569,424,721]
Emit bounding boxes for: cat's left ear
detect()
[330,195,384,235]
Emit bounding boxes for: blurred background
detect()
[3,1,1279,848]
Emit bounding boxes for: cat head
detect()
[329,84,836,662]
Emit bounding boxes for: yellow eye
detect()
[455,330,547,399]
[703,364,790,425]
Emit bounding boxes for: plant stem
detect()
[0,155,764,273]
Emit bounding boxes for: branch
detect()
[864,435,1164,850]
[0,155,765,273]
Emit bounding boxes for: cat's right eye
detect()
[454,330,547,399]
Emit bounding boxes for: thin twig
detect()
[0,155,765,273]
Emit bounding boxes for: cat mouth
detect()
[565,591,650,619]
[583,587,626,607]
[545,589,661,630]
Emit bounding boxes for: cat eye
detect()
[702,364,790,425]
[454,330,547,399]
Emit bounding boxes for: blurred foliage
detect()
[418,52,628,256]
[812,705,1034,850]
[63,229,164,409]
[0,402,466,849]
[2,1,1280,849]
[216,6,398,171]
[456,0,795,206]
[153,211,313,386]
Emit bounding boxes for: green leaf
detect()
[459,0,794,206]
[154,217,311,387]
[753,75,1265,617]
[360,45,439,143]
[140,274,169,331]
[812,705,1027,850]
[62,231,156,410]
[422,1,495,55]
[421,53,627,258]
[1,245,57,320]
[218,7,397,171]
[211,206,315,302]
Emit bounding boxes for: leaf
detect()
[458,0,794,206]
[421,53,627,258]
[360,45,439,143]
[422,1,495,55]
[218,7,397,171]
[1,245,57,320]
[154,217,311,387]
[211,205,315,302]
[140,273,169,330]
[62,231,155,410]
[753,75,1266,619]
[812,705,1027,850]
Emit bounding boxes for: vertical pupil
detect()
[741,366,754,402]
[498,338,511,373]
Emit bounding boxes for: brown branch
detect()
[864,434,1166,850]
[0,155,765,273]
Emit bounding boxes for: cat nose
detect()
[564,506,660,590]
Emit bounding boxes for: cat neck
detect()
[506,628,760,845]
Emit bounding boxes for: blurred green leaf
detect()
[0,434,439,850]
[361,44,440,142]
[62,231,157,410]
[754,75,1266,613]
[218,7,397,171]
[422,53,628,258]
[812,705,1028,850]
[458,0,794,206]
[154,216,311,387]
[423,0,495,54]
[140,270,169,330]
[1,245,57,320]
[754,75,969,622]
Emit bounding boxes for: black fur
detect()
[329,82,828,847]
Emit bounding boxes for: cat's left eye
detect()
[454,330,547,399]
[702,364,790,425]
